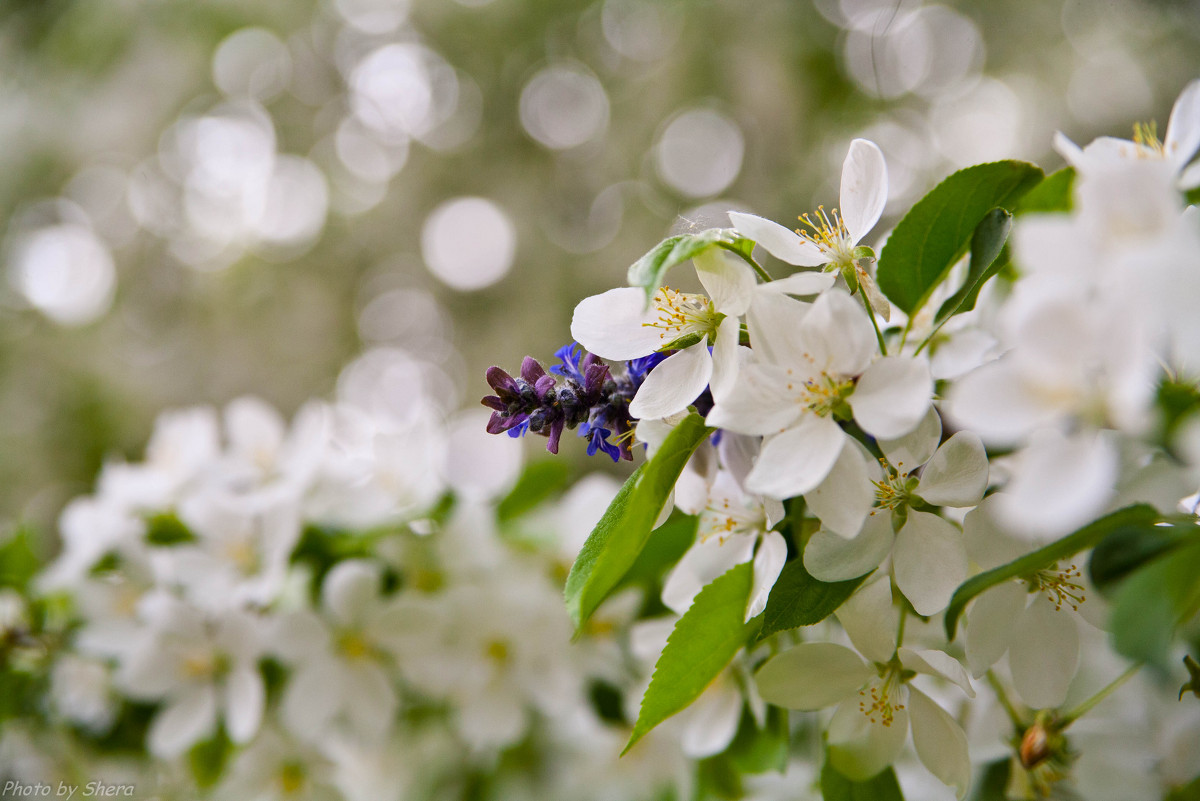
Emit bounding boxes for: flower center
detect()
[859,662,910,727]
[796,205,854,267]
[788,370,853,417]
[871,459,915,511]
[278,762,307,795]
[699,497,766,543]
[338,631,373,660]
[1027,563,1087,612]
[1132,120,1167,158]
[643,287,720,346]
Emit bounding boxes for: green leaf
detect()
[497,459,572,522]
[1166,772,1200,801]
[1088,518,1195,592]
[614,512,697,592]
[1110,540,1200,666]
[726,706,790,775]
[144,512,196,546]
[934,208,1013,324]
[627,229,756,301]
[565,414,712,631]
[189,728,232,789]
[877,160,1044,317]
[757,558,871,640]
[1014,167,1075,215]
[0,527,40,591]
[944,504,1160,640]
[623,561,757,754]
[820,759,905,801]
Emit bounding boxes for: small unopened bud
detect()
[1019,723,1052,769]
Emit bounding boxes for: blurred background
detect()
[1,0,1199,541]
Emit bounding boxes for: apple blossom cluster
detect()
[482,81,1200,799]
[0,350,721,801]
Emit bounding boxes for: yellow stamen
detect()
[642,287,719,343]
[796,205,853,266]
[1028,564,1087,611]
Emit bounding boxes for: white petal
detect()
[917,432,989,507]
[747,530,788,621]
[964,581,1027,677]
[878,407,941,476]
[802,289,877,377]
[804,513,893,582]
[709,316,742,403]
[630,342,713,420]
[1165,79,1200,172]
[1008,595,1079,709]
[282,660,341,739]
[745,416,846,498]
[695,248,756,316]
[898,647,975,698]
[893,511,966,616]
[840,139,888,246]
[661,536,755,616]
[851,357,932,439]
[1052,131,1085,168]
[345,662,398,742]
[827,700,909,782]
[729,211,825,266]
[835,575,897,664]
[746,291,811,367]
[457,689,527,751]
[754,643,873,710]
[706,362,802,436]
[569,287,663,360]
[993,430,1118,539]
[804,441,875,538]
[761,271,837,296]
[148,685,218,758]
[679,674,744,757]
[322,560,382,627]
[223,665,265,744]
[1181,159,1200,191]
[908,687,971,800]
[944,358,1060,446]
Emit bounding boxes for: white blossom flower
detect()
[708,289,931,500]
[754,578,974,798]
[571,248,756,419]
[115,593,265,757]
[271,560,407,744]
[729,138,890,317]
[803,409,985,615]
[1054,79,1200,189]
[661,468,787,622]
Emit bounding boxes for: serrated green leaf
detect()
[623,561,757,754]
[1014,167,1075,214]
[757,558,870,640]
[944,504,1160,640]
[565,414,712,631]
[1110,540,1200,667]
[497,459,572,522]
[627,229,756,301]
[877,160,1043,317]
[934,208,1012,325]
[820,759,905,801]
[614,512,697,592]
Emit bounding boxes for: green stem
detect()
[1060,662,1142,727]
[861,293,889,356]
[911,318,946,357]
[895,605,908,652]
[745,255,772,283]
[986,670,1025,731]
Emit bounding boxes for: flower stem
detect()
[745,254,773,283]
[861,294,889,356]
[1060,662,1142,727]
[895,605,908,651]
[985,670,1024,730]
